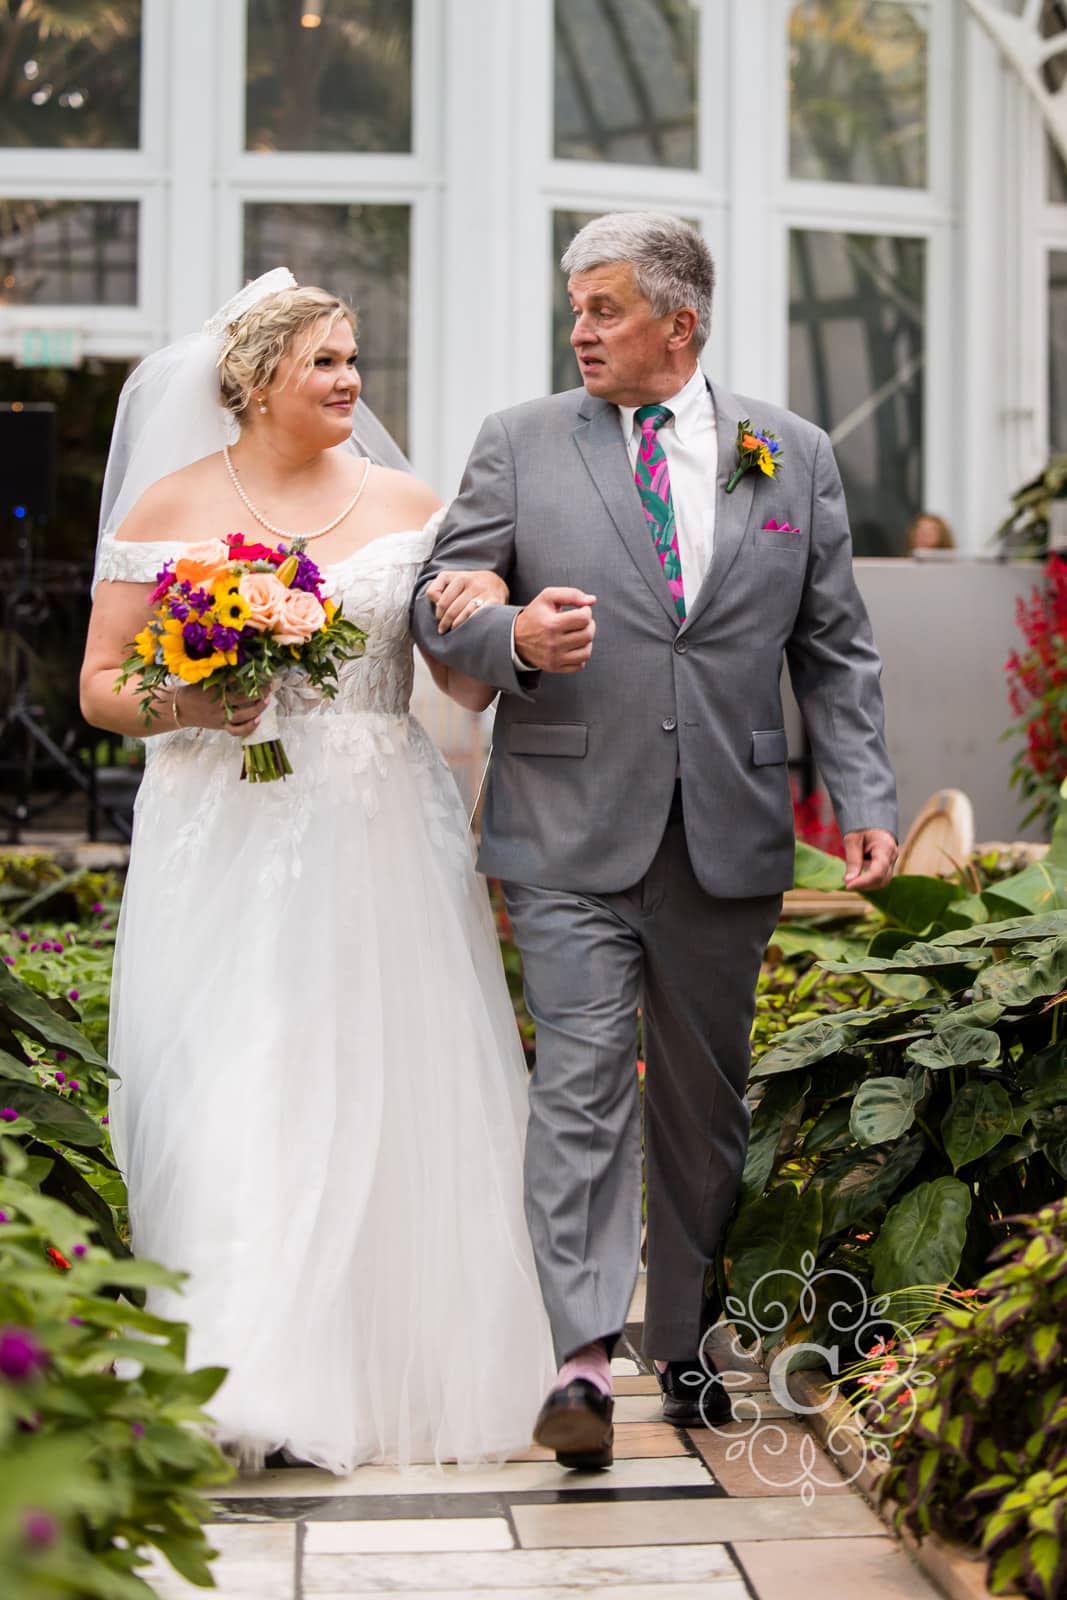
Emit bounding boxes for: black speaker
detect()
[0,403,57,523]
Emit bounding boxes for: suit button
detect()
[674,639,688,654]
[662,716,677,732]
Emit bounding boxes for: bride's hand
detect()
[427,570,509,633]
[175,685,271,736]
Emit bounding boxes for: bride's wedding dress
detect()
[99,517,555,1472]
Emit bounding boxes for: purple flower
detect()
[292,552,324,594]
[55,1050,67,1062]
[29,943,40,953]
[101,1115,109,1126]
[22,1509,56,1549]
[18,931,29,942]
[68,1316,84,1326]
[3,956,14,967]
[67,991,79,1003]
[211,625,239,652]
[67,1079,81,1092]
[131,1422,146,1438]
[0,1210,8,1223]
[181,619,213,658]
[189,587,213,615]
[54,1072,66,1085]
[0,1327,47,1382]
[73,1244,87,1258]
[1,1109,18,1123]
[52,940,64,952]
[91,901,104,914]
[170,599,190,621]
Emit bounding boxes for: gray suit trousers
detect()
[503,790,781,1365]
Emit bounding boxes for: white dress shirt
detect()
[618,364,718,603]
[511,366,717,668]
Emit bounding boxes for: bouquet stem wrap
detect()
[240,700,292,783]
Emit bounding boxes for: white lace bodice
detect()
[95,523,438,721]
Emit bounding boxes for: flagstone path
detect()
[144,1278,943,1600]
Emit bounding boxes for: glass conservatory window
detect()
[243,201,411,450]
[0,200,139,307]
[0,2,141,150]
[788,0,928,188]
[245,0,413,154]
[789,228,925,555]
[554,0,699,169]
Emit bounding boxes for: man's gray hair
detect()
[561,212,715,350]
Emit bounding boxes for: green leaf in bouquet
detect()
[941,1081,1015,1171]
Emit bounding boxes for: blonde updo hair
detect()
[217,286,358,420]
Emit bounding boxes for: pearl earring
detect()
[257,398,268,415]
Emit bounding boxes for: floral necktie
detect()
[634,404,685,621]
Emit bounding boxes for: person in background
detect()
[906,511,956,554]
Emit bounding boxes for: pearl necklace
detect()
[223,446,371,542]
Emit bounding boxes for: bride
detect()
[79,270,556,1472]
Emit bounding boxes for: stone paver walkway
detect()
[144,1278,941,1600]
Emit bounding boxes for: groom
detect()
[412,213,897,1469]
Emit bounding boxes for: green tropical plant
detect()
[871,1199,1067,1600]
[0,1131,232,1598]
[717,791,1067,1352]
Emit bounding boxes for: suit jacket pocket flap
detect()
[751,728,788,766]
[507,721,588,758]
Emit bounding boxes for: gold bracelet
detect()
[172,689,183,728]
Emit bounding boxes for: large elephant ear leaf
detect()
[905,1025,1002,1072]
[865,874,964,935]
[793,843,846,891]
[870,1177,972,1298]
[941,1081,1015,1171]
[849,1075,924,1146]
[721,1183,822,1352]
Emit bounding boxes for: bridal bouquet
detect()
[115,535,367,782]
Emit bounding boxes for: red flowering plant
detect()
[1005,555,1067,832]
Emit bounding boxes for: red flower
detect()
[226,535,284,564]
[45,1247,71,1271]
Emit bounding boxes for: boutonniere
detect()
[726,420,784,494]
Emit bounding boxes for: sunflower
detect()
[159,620,236,684]
[134,624,159,664]
[211,575,252,630]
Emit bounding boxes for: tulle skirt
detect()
[108,711,555,1471]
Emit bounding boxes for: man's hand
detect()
[514,588,597,672]
[843,827,898,891]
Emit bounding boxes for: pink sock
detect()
[556,1341,612,1398]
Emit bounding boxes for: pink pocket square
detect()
[763,518,801,534]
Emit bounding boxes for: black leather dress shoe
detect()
[533,1378,614,1469]
[656,1358,733,1426]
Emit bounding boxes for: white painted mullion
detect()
[164,0,224,334]
[725,0,782,399]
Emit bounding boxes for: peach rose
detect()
[238,571,288,632]
[173,538,230,587]
[273,588,327,644]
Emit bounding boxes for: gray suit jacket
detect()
[411,378,897,898]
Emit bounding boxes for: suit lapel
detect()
[572,396,679,627]
[680,380,756,634]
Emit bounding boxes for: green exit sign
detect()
[17,328,82,369]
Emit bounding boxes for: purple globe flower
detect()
[0,1327,47,1382]
[67,990,79,1003]
[1,1108,18,1123]
[0,1210,8,1223]
[72,1244,87,1258]
[130,1421,146,1438]
[22,1509,57,1548]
